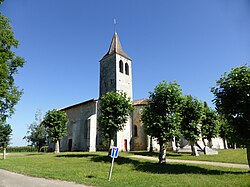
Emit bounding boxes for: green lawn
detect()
[130,148,248,164]
[0,152,249,187]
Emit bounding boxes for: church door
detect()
[124,139,128,152]
[68,139,72,152]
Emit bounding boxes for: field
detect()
[0,149,249,187]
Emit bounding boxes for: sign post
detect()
[108,147,119,181]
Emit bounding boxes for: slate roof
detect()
[100,32,131,61]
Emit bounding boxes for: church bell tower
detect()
[99,32,133,151]
[99,32,133,99]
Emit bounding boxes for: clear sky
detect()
[1,0,250,146]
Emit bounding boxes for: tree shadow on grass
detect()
[25,153,47,156]
[56,153,98,158]
[132,151,182,157]
[90,155,248,175]
[134,162,247,175]
[56,153,248,175]
[56,153,140,165]
[91,155,139,165]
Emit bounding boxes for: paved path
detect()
[0,169,90,187]
[130,155,249,169]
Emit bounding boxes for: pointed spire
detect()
[100,32,131,61]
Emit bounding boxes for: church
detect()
[53,32,225,153]
[56,32,153,152]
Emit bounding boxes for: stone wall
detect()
[131,103,148,150]
[99,55,116,97]
[116,54,133,99]
[59,99,98,152]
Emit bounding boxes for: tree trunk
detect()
[54,140,60,153]
[191,142,199,156]
[202,138,206,154]
[38,145,42,152]
[158,143,166,164]
[208,138,213,148]
[149,136,153,153]
[108,139,115,156]
[247,145,250,169]
[2,148,6,160]
[204,145,208,155]
[110,139,115,148]
[202,138,206,147]
[223,138,228,149]
[233,143,237,149]
[172,137,176,151]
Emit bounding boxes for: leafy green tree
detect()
[201,102,220,149]
[42,109,67,153]
[180,95,203,156]
[141,81,182,164]
[211,65,250,168]
[0,122,12,159]
[23,110,47,151]
[99,91,134,153]
[0,1,25,123]
[0,0,25,160]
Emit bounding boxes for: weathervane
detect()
[114,18,117,32]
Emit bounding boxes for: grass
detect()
[130,149,248,165]
[0,152,249,187]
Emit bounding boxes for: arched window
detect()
[125,63,129,75]
[119,60,123,73]
[134,125,138,137]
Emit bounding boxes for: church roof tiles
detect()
[100,32,131,61]
[59,98,148,111]
[58,98,98,111]
[133,99,148,106]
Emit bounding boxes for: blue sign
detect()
[111,147,119,158]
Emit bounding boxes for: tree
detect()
[99,91,134,153]
[23,110,47,151]
[42,109,67,153]
[0,0,25,160]
[180,95,203,156]
[0,1,25,123]
[211,65,250,168]
[0,122,12,159]
[201,102,220,149]
[141,81,182,164]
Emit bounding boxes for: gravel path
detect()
[0,169,90,187]
[130,155,249,169]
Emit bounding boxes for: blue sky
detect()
[1,0,250,146]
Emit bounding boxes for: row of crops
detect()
[0,146,48,152]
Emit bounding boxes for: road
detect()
[0,169,90,187]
